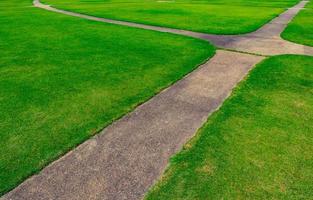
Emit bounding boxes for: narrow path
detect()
[3,0,313,199]
[3,51,263,200]
[33,0,313,56]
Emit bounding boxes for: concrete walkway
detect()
[3,51,263,200]
[33,0,313,56]
[3,0,313,199]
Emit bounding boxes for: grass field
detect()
[145,55,313,199]
[2,0,312,197]
[42,0,299,34]
[282,1,313,46]
[0,0,215,195]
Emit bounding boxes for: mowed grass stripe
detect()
[145,55,313,199]
[0,0,214,195]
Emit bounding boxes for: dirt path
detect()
[3,1,313,199]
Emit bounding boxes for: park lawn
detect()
[42,0,299,34]
[282,0,313,46]
[0,0,215,195]
[145,55,313,199]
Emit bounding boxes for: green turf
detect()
[0,0,215,195]
[42,0,299,34]
[145,55,313,199]
[282,1,313,46]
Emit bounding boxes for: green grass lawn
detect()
[42,0,299,34]
[145,55,313,199]
[282,1,313,46]
[0,0,215,195]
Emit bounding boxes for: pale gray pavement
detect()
[3,0,313,199]
[32,0,313,56]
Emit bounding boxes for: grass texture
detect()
[0,0,214,195]
[146,55,313,199]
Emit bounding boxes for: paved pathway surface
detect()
[3,51,263,200]
[32,0,313,56]
[3,0,313,199]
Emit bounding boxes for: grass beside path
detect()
[145,55,313,199]
[42,0,299,34]
[0,0,214,195]
[282,1,313,46]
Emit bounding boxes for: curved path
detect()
[33,0,313,56]
[3,1,313,199]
